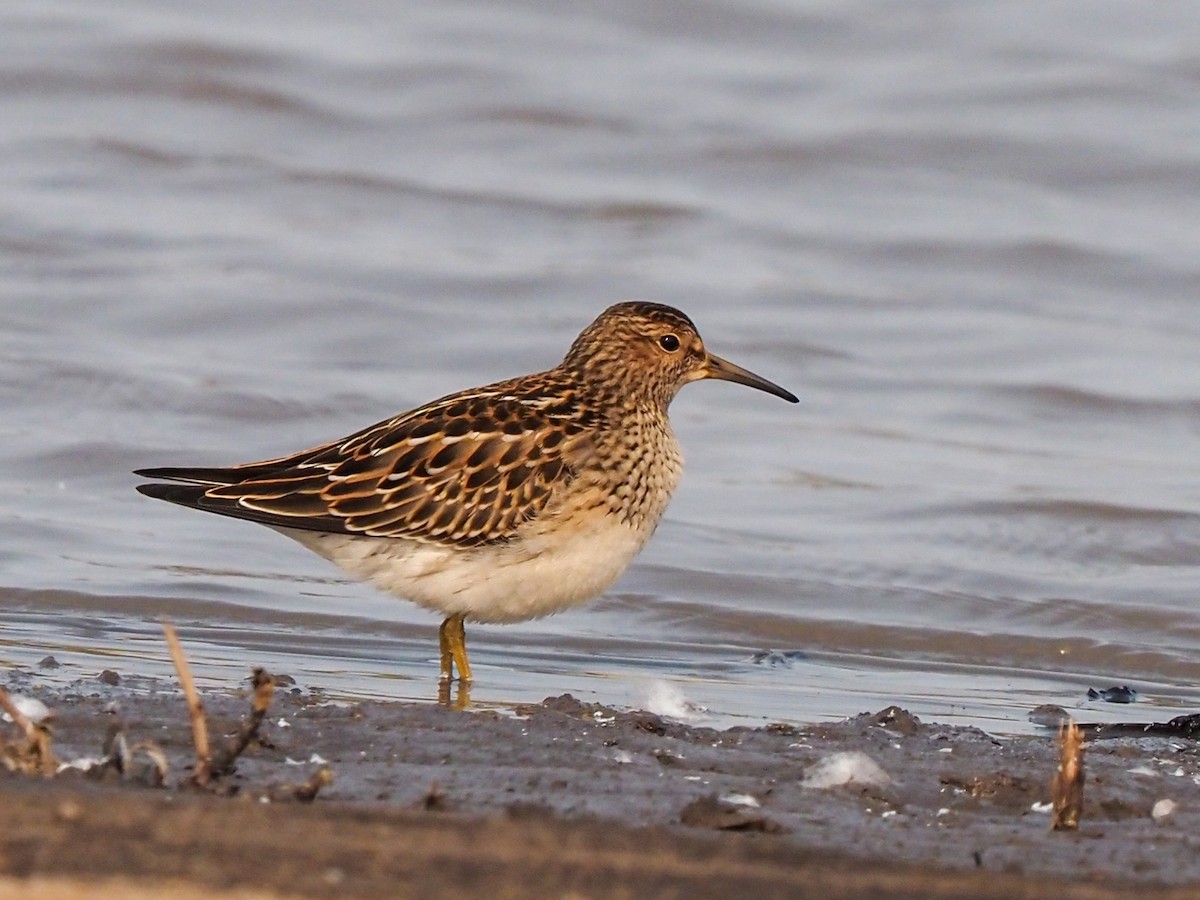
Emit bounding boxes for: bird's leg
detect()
[449,613,473,683]
[438,616,454,682]
[438,613,473,684]
[453,679,471,709]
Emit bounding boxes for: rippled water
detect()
[3,1,1200,732]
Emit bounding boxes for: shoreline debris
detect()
[162,621,331,800]
[0,685,57,776]
[1050,720,1084,831]
[3,624,330,803]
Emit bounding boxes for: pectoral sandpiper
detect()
[136,302,797,685]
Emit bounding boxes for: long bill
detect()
[702,353,799,403]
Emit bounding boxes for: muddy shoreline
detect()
[2,671,1199,897]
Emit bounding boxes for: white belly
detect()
[274,510,654,624]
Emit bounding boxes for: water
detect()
[3,0,1200,732]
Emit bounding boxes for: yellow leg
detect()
[437,614,473,684]
[438,617,453,682]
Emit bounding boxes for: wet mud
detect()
[3,669,1200,898]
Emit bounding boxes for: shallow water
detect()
[3,0,1200,732]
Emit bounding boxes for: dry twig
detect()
[270,767,333,803]
[163,621,212,785]
[294,767,333,802]
[1051,720,1085,830]
[209,668,275,778]
[163,622,281,789]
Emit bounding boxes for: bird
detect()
[135,301,798,686]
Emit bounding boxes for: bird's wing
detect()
[136,382,595,548]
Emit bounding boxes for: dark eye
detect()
[658,334,680,352]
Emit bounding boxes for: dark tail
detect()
[135,477,346,534]
[133,462,295,486]
[135,481,211,508]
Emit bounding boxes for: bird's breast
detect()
[573,414,683,532]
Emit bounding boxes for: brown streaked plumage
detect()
[136,301,798,686]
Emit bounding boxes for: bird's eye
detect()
[658,334,680,352]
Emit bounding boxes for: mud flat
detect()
[2,672,1199,899]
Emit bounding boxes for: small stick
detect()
[1051,720,1085,830]
[163,621,211,785]
[129,741,171,787]
[265,767,332,802]
[209,667,275,778]
[285,768,332,803]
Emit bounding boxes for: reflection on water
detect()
[2,1,1200,732]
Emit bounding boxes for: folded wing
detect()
[136,383,592,548]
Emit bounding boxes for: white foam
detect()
[641,680,706,723]
[803,751,891,789]
[719,792,760,808]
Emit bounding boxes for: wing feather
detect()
[136,377,595,548]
